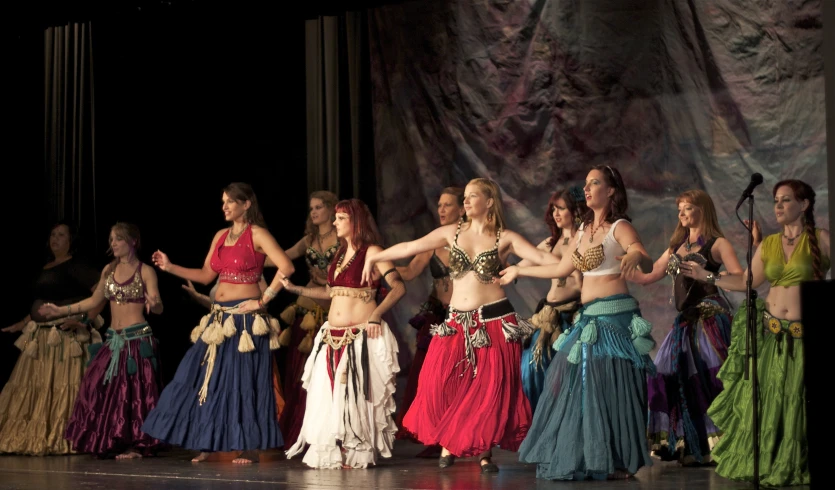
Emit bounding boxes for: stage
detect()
[0,441,783,489]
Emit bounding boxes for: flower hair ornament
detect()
[568,186,586,203]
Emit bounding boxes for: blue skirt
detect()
[141,299,283,452]
[518,294,656,480]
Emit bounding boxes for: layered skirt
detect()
[396,295,447,440]
[65,322,163,456]
[521,298,580,414]
[518,294,656,480]
[277,296,328,448]
[0,315,102,455]
[647,294,732,464]
[141,300,283,452]
[706,298,808,486]
[402,297,532,457]
[285,320,400,469]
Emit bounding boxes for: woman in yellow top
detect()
[681,179,830,486]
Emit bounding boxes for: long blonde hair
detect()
[668,189,724,252]
[467,178,506,232]
[304,190,339,239]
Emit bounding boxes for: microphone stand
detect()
[740,193,760,489]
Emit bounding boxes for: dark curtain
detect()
[44,21,98,257]
[305,11,376,212]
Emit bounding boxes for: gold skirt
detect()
[0,323,98,455]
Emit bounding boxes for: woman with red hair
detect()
[281,198,406,469]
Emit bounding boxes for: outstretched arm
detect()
[681,242,766,291]
[612,221,653,281]
[515,238,552,268]
[362,224,453,286]
[499,256,576,286]
[283,236,309,262]
[153,230,224,285]
[630,250,672,285]
[39,267,109,319]
[506,231,559,266]
[142,265,164,315]
[396,250,433,282]
[366,250,406,339]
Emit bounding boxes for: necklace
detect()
[228,224,248,242]
[783,230,802,246]
[334,250,357,277]
[317,226,335,240]
[684,235,703,252]
[588,219,605,243]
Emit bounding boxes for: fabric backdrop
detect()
[368,0,828,359]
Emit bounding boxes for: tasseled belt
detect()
[528,298,581,370]
[277,295,328,353]
[429,297,533,378]
[189,301,282,405]
[102,323,155,385]
[15,314,105,361]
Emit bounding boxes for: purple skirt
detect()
[647,296,732,463]
[65,323,164,456]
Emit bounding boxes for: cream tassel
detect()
[269,317,280,334]
[47,326,62,346]
[24,338,39,359]
[279,304,296,325]
[252,315,269,336]
[14,333,29,351]
[238,329,255,352]
[269,331,281,350]
[197,344,218,405]
[75,328,91,343]
[91,329,103,344]
[201,323,222,345]
[199,313,211,329]
[278,327,292,346]
[222,316,237,338]
[93,315,105,328]
[191,324,207,343]
[69,340,84,358]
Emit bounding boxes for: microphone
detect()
[735,173,764,210]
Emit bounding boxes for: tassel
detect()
[299,312,317,331]
[75,328,91,343]
[567,341,581,364]
[23,321,38,334]
[549,327,561,347]
[201,323,220,345]
[252,315,269,336]
[69,340,84,358]
[278,327,292,346]
[580,320,598,345]
[553,331,569,351]
[151,358,158,371]
[280,304,297,325]
[24,338,39,359]
[139,340,154,358]
[198,344,218,405]
[87,342,103,362]
[190,324,206,343]
[127,357,138,375]
[269,331,281,350]
[269,317,281,334]
[14,333,30,352]
[93,315,105,328]
[630,314,653,339]
[91,329,103,344]
[199,313,211,329]
[47,326,62,347]
[238,329,255,352]
[298,334,313,354]
[222,316,237,338]
[633,336,656,355]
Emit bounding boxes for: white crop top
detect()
[572,219,627,276]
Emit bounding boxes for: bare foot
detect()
[232,451,259,464]
[191,452,211,462]
[116,450,142,460]
[608,469,632,480]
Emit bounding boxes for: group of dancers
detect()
[0,170,827,486]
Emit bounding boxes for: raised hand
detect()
[2,321,25,333]
[679,261,709,282]
[744,219,762,246]
[152,250,171,271]
[182,280,200,298]
[617,251,643,281]
[145,291,161,314]
[59,319,85,331]
[361,254,376,287]
[38,302,62,319]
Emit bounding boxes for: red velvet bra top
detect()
[328,245,380,289]
[210,226,266,284]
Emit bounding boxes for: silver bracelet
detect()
[264,286,277,299]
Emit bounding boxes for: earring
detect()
[574,215,582,227]
[487,211,494,222]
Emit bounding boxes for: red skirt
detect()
[401,298,531,457]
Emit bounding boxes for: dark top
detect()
[30,258,100,321]
[674,237,722,312]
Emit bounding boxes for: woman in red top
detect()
[281,198,406,469]
[141,182,295,464]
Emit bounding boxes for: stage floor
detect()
[0,441,805,489]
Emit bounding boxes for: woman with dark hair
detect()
[281,198,405,469]
[275,190,339,448]
[38,222,164,459]
[394,186,464,455]
[363,178,558,473]
[516,186,587,414]
[681,179,829,486]
[0,221,105,455]
[631,189,743,465]
[500,165,657,480]
[141,182,295,464]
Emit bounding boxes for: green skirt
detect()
[707,298,808,486]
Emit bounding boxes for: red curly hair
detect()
[334,199,382,251]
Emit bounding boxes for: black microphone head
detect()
[751,173,763,184]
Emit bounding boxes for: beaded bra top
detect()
[429,250,451,279]
[210,225,266,284]
[305,242,339,272]
[448,221,502,284]
[104,263,146,304]
[572,219,627,276]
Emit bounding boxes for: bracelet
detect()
[382,268,397,278]
[264,286,277,299]
[257,299,264,309]
[367,320,381,325]
[625,242,640,253]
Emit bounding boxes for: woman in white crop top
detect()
[500,165,657,481]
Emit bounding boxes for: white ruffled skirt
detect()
[285,320,399,468]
